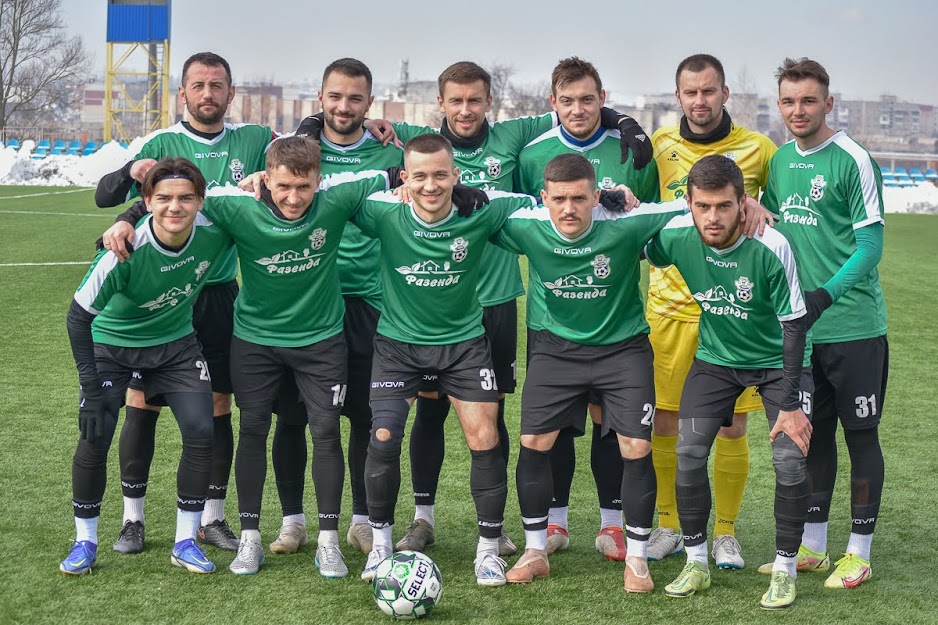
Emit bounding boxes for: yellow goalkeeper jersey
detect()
[648,123,777,321]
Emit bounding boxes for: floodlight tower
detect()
[104,0,172,143]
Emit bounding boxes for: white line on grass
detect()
[0,210,112,217]
[0,261,90,267]
[0,188,92,200]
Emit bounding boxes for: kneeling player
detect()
[647,156,815,609]
[61,159,231,575]
[491,153,685,592]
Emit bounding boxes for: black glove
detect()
[451,185,490,217]
[600,108,652,169]
[294,113,325,141]
[803,288,833,328]
[78,382,107,444]
[598,189,626,212]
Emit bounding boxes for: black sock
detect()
[207,413,232,502]
[592,423,623,510]
[845,427,884,534]
[805,416,837,523]
[409,396,450,506]
[118,406,160,498]
[310,412,344,531]
[365,440,401,528]
[775,481,809,556]
[496,398,510,466]
[235,410,272,531]
[517,445,552,532]
[549,428,576,509]
[470,446,507,539]
[347,409,372,517]
[621,453,656,534]
[272,411,307,517]
[72,438,111,518]
[177,437,213,512]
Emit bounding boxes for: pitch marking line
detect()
[0,261,91,267]
[0,210,113,217]
[0,188,93,200]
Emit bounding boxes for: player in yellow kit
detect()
[646,54,777,569]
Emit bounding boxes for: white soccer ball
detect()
[372,550,443,620]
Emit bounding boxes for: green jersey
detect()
[515,125,662,330]
[133,122,275,285]
[645,214,809,369]
[354,190,538,345]
[395,114,556,305]
[762,131,887,344]
[492,201,685,346]
[319,132,404,309]
[74,214,232,347]
[202,171,389,347]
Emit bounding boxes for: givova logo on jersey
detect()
[543,254,610,300]
[693,279,752,320]
[140,283,194,311]
[254,230,328,275]
[395,259,466,287]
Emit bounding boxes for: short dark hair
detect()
[551,57,602,95]
[182,52,232,86]
[775,57,831,96]
[686,155,744,201]
[543,153,597,190]
[141,158,207,199]
[322,57,373,92]
[403,133,454,162]
[437,61,491,97]
[266,135,321,177]
[675,54,725,88]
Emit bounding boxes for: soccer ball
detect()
[372,551,443,620]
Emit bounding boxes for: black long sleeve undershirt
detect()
[66,300,99,386]
[779,317,808,411]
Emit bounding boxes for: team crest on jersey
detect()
[395,259,465,287]
[309,228,327,250]
[450,237,468,262]
[599,176,615,190]
[140,284,194,311]
[810,174,827,201]
[194,260,211,281]
[693,284,751,320]
[229,159,245,183]
[484,156,501,178]
[735,276,754,303]
[591,254,611,279]
[723,151,737,162]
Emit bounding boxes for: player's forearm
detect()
[95,160,137,208]
[780,318,807,410]
[66,300,99,385]
[822,223,884,303]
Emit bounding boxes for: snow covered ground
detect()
[2,140,937,214]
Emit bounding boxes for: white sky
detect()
[61,0,938,105]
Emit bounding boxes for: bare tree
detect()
[503,82,552,119]
[0,0,92,130]
[488,63,514,121]
[728,65,760,130]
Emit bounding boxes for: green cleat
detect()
[757,544,830,574]
[664,561,711,598]
[824,553,872,589]
[760,571,796,610]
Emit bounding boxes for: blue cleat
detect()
[171,538,216,573]
[60,540,97,575]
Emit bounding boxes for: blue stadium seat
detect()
[926,169,938,180]
[52,140,66,150]
[119,141,129,148]
[7,139,20,150]
[880,166,891,174]
[894,167,908,176]
[37,140,51,150]
[66,147,80,156]
[81,141,98,156]
[883,178,900,188]
[67,140,81,150]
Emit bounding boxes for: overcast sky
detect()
[61,0,938,105]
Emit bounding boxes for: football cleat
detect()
[474,551,507,587]
[624,557,654,593]
[545,525,570,555]
[757,544,831,574]
[60,540,97,575]
[395,519,435,552]
[113,520,145,555]
[664,561,711,598]
[505,549,549,584]
[197,519,239,551]
[498,530,518,557]
[315,543,349,579]
[761,571,796,609]
[647,527,684,561]
[268,521,308,554]
[824,553,872,589]
[361,545,393,582]
[712,534,744,570]
[346,522,373,554]
[171,538,215,573]
[229,537,265,575]
[595,526,627,561]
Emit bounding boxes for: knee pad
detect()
[772,437,807,487]
[676,442,711,485]
[369,399,408,456]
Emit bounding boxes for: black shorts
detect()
[343,296,380,417]
[371,334,499,403]
[811,336,888,430]
[521,331,655,439]
[230,333,348,419]
[528,328,599,412]
[420,301,517,396]
[679,358,815,423]
[129,280,237,396]
[95,333,212,406]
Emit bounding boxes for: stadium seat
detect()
[883,178,900,188]
[68,140,81,150]
[926,169,938,180]
[880,166,891,174]
[119,141,129,148]
[37,140,51,150]
[894,167,907,176]
[52,140,66,150]
[82,141,98,156]
[7,139,20,150]
[65,147,80,156]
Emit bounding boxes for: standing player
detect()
[95,52,275,554]
[353,134,538,586]
[62,159,231,575]
[390,61,653,556]
[646,54,778,568]
[646,155,815,609]
[495,153,685,592]
[514,57,660,562]
[757,58,886,591]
